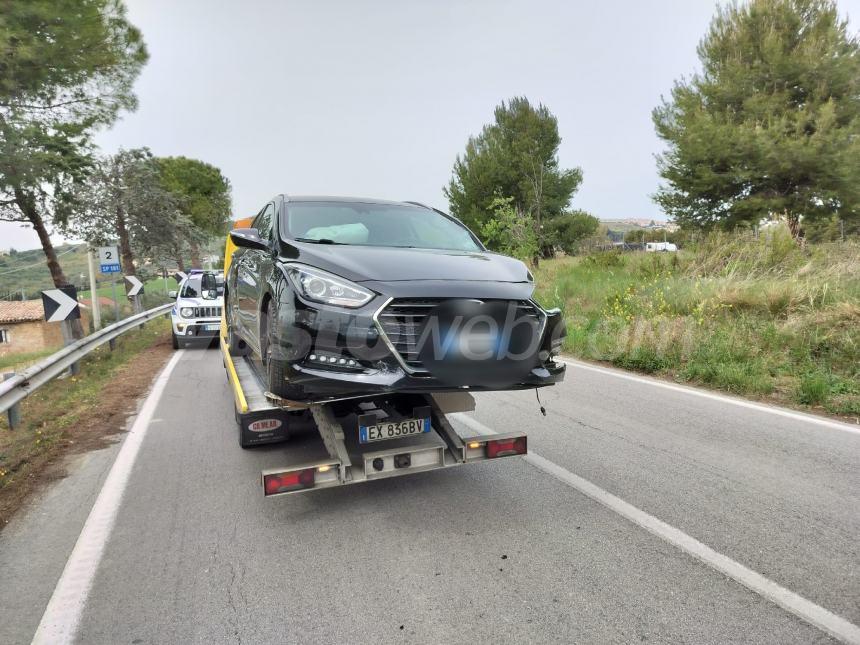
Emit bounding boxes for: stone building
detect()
[0,300,90,358]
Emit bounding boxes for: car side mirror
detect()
[168,290,177,298]
[230,228,268,251]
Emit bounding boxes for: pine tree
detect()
[653,0,860,238]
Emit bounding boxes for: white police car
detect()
[168,270,224,349]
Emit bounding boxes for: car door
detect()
[236,203,275,352]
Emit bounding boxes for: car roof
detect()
[283,195,425,207]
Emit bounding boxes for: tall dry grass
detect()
[533,228,859,417]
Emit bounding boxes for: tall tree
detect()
[653,0,860,238]
[0,0,147,295]
[157,157,232,268]
[445,97,582,259]
[64,148,198,280]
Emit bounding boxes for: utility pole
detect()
[87,248,102,330]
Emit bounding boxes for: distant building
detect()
[0,300,89,358]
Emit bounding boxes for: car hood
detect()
[281,243,532,283]
[177,297,223,307]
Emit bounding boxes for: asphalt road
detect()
[2,347,859,644]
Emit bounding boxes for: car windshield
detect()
[180,274,224,300]
[283,202,482,252]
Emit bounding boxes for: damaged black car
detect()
[224,196,565,403]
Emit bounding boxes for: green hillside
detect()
[0,244,181,305]
[0,244,91,299]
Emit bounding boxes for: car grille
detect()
[375,298,543,374]
[193,306,221,318]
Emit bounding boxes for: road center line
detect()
[562,359,860,435]
[451,412,860,645]
[31,350,185,645]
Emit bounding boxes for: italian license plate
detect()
[204,323,220,331]
[359,417,430,443]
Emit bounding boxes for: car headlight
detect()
[180,307,195,318]
[285,265,373,308]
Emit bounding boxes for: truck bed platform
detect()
[220,337,529,496]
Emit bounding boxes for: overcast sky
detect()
[2,0,859,250]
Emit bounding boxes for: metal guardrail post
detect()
[3,372,20,429]
[60,320,80,376]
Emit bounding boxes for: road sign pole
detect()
[87,248,102,331]
[3,372,20,429]
[60,320,80,376]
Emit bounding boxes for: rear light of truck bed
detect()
[486,436,527,458]
[261,461,340,496]
[464,433,528,461]
[263,469,315,495]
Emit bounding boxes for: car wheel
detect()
[263,303,302,400]
[171,331,179,350]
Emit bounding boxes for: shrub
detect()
[582,251,623,269]
[796,372,831,406]
[479,196,538,264]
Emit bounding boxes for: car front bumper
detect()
[171,316,221,338]
[269,288,566,403]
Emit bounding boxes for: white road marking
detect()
[451,412,860,645]
[562,358,860,435]
[31,350,185,645]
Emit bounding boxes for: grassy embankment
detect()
[0,318,172,526]
[533,230,859,418]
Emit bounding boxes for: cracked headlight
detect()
[285,265,373,308]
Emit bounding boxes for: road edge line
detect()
[31,350,185,645]
[451,412,860,645]
[562,359,860,435]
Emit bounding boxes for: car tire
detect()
[263,303,302,400]
[171,331,181,350]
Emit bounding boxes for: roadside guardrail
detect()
[0,303,172,429]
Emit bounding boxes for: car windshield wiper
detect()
[294,237,345,245]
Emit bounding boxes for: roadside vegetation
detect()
[441,0,859,418]
[0,319,172,527]
[0,348,55,372]
[533,230,860,418]
[0,1,229,342]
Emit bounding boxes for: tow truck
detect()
[220,218,529,497]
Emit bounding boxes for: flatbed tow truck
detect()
[219,219,528,497]
[221,341,528,497]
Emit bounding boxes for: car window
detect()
[254,204,275,240]
[180,274,224,299]
[284,202,481,251]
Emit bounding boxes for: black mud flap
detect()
[238,408,291,448]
